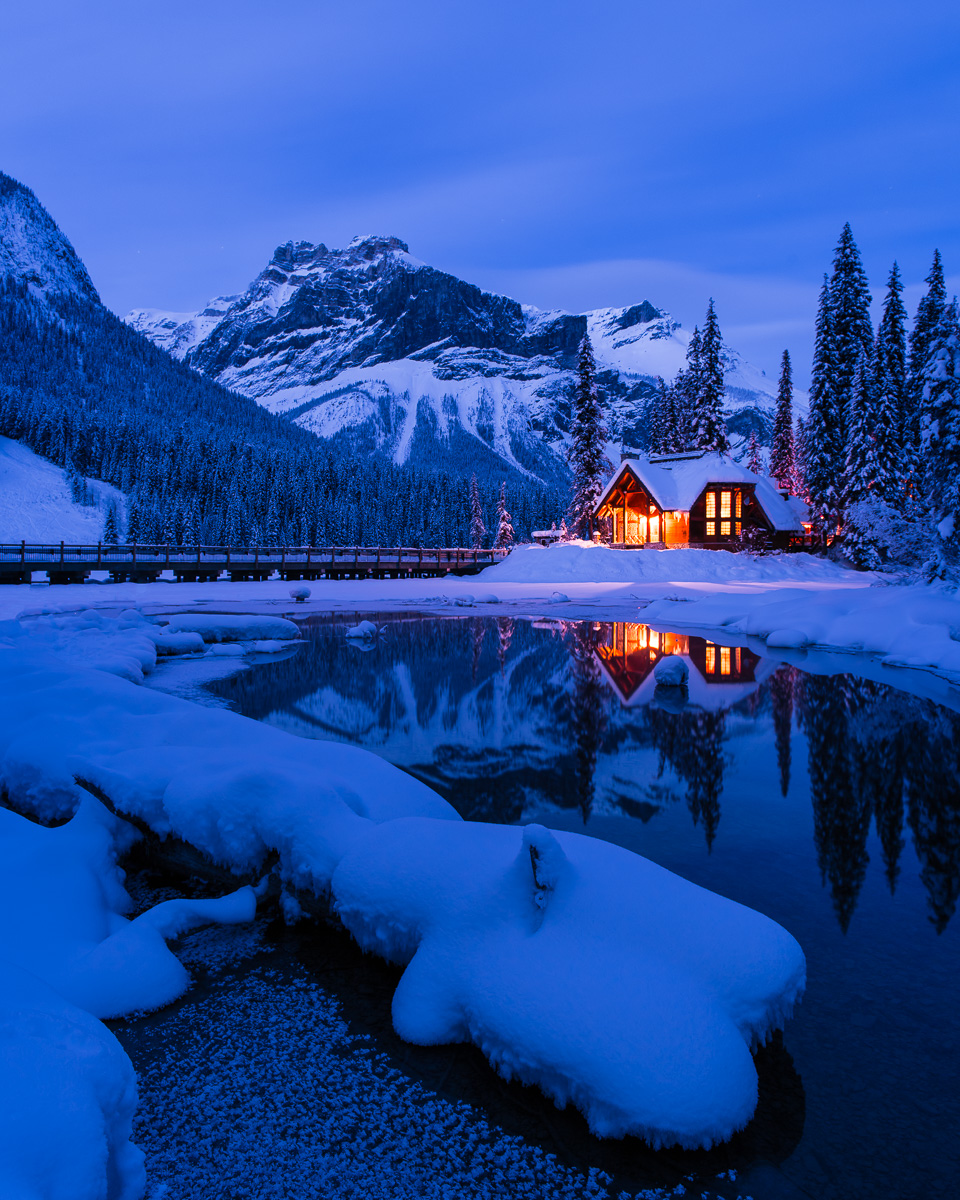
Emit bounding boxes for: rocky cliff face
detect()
[0,172,100,304]
[128,236,796,484]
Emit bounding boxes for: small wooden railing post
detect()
[21,540,25,564]
[60,541,65,565]
[196,544,201,564]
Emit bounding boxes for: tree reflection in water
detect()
[205,615,960,933]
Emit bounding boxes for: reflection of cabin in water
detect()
[592,450,806,549]
[594,622,763,706]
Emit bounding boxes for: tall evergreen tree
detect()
[770,349,796,490]
[102,500,120,544]
[746,429,763,475]
[566,335,609,536]
[469,473,486,549]
[871,276,907,504]
[692,300,728,452]
[829,223,874,448]
[906,250,947,497]
[806,275,844,535]
[843,348,883,568]
[920,299,960,579]
[493,481,515,549]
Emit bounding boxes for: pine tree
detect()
[806,275,844,536]
[648,378,669,455]
[102,500,119,544]
[920,299,960,579]
[843,348,883,568]
[746,429,763,475]
[907,251,947,497]
[829,223,874,449]
[872,269,907,504]
[692,301,728,452]
[770,349,796,490]
[566,335,609,536]
[469,473,486,549]
[493,481,515,549]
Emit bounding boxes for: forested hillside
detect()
[0,272,560,545]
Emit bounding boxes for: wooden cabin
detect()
[592,450,805,549]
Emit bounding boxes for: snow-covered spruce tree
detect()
[842,348,884,568]
[648,377,669,455]
[907,251,947,495]
[872,274,907,505]
[469,473,486,549]
[770,350,796,490]
[920,299,960,580]
[746,429,763,475]
[102,500,119,544]
[663,373,686,452]
[692,300,728,452]
[493,481,514,549]
[829,223,874,449]
[806,275,845,536]
[794,416,808,500]
[566,335,609,537]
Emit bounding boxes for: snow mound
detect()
[333,819,805,1148]
[345,620,380,639]
[653,655,689,687]
[485,542,860,586]
[162,613,300,642]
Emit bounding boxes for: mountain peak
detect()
[0,171,99,304]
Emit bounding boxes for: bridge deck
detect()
[0,543,507,584]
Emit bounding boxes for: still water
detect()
[139,614,960,1200]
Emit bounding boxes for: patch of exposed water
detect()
[128,614,960,1200]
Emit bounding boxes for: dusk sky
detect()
[3,0,959,384]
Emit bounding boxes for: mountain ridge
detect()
[128,235,802,483]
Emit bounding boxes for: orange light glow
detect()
[706,643,716,673]
[721,646,731,675]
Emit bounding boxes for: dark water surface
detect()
[132,614,960,1200]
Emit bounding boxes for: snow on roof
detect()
[595,451,804,533]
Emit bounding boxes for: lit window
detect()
[721,491,731,518]
[735,647,742,673]
[649,630,660,651]
[735,521,742,536]
[705,644,716,673]
[720,646,731,675]
[721,520,731,536]
[705,492,716,518]
[706,521,716,537]
[735,491,742,518]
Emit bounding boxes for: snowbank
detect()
[162,613,300,642]
[333,820,804,1147]
[0,605,805,1156]
[0,798,259,1200]
[642,584,960,682]
[486,542,865,586]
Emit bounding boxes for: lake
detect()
[121,614,960,1200]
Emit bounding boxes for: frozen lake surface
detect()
[129,614,960,1200]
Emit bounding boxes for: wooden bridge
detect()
[0,543,509,585]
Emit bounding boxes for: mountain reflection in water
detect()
[207,615,960,936]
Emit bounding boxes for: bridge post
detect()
[60,541,65,565]
[21,541,25,564]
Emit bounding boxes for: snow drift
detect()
[0,603,805,1175]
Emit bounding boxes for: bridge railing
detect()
[0,543,510,569]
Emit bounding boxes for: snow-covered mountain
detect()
[0,172,99,305]
[128,236,801,484]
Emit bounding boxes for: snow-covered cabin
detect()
[591,450,804,549]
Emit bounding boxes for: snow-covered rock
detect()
[126,236,805,482]
[653,654,689,687]
[344,620,380,639]
[0,171,99,304]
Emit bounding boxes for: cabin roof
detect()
[594,451,804,533]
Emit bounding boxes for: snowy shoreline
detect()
[0,591,809,1197]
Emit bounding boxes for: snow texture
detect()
[0,435,127,543]
[333,818,805,1147]
[653,654,689,687]
[0,603,805,1155]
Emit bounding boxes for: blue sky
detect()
[2,0,958,383]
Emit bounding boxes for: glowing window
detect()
[735,491,742,518]
[735,521,742,536]
[721,491,732,518]
[706,521,716,537]
[720,646,731,675]
[735,647,742,673]
[705,644,716,673]
[649,630,660,651]
[705,492,716,518]
[721,520,731,536]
